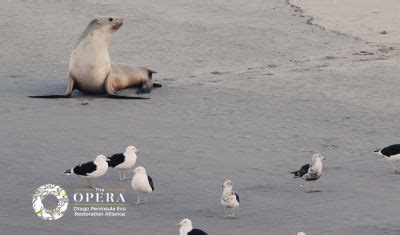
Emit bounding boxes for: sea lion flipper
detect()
[107,94,150,99]
[28,95,71,98]
[136,86,151,94]
[65,75,75,97]
[136,82,162,94]
[105,74,149,99]
[28,76,75,98]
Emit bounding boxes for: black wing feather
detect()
[188,228,208,235]
[107,153,125,167]
[381,144,400,157]
[290,164,310,178]
[148,175,154,191]
[235,193,240,203]
[73,161,97,176]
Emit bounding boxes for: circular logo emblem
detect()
[32,184,69,220]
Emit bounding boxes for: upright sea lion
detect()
[29,16,161,99]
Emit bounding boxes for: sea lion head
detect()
[75,16,124,47]
[94,16,124,32]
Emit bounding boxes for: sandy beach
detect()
[290,0,400,45]
[1,0,400,234]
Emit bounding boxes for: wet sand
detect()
[1,0,400,234]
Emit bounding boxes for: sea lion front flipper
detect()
[105,74,149,99]
[28,95,71,98]
[64,75,75,97]
[28,75,75,98]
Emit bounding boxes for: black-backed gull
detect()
[107,146,139,181]
[291,153,326,192]
[130,166,154,204]
[221,180,240,218]
[374,144,400,173]
[177,218,208,235]
[65,155,109,189]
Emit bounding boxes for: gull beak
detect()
[106,158,110,162]
[177,222,182,228]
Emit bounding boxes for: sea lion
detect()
[29,16,161,99]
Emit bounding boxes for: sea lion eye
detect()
[108,17,113,22]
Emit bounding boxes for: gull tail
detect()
[106,157,114,167]
[290,171,301,177]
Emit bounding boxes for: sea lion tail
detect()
[28,95,70,98]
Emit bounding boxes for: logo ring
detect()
[32,184,69,220]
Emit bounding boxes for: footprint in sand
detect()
[353,51,374,56]
[211,71,227,75]
[324,55,336,60]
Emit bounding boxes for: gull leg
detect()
[231,208,236,218]
[89,179,93,189]
[144,193,148,204]
[314,181,317,191]
[86,178,91,188]
[306,182,309,192]
[119,171,123,181]
[123,171,129,180]
[224,208,228,219]
[135,192,141,205]
[390,161,398,173]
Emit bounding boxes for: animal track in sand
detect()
[247,64,278,71]
[211,71,229,75]
[162,78,176,81]
[377,46,394,54]
[9,74,26,78]
[263,72,274,76]
[324,55,337,60]
[359,57,387,62]
[353,51,374,56]
[316,63,330,68]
